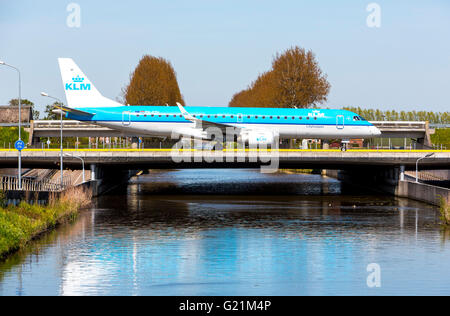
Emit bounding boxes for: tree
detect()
[229,46,331,108]
[8,98,34,107]
[122,55,185,106]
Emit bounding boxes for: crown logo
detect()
[72,75,84,83]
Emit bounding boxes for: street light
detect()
[0,60,22,189]
[41,92,64,188]
[64,153,85,183]
[416,153,434,183]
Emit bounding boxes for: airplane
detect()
[56,58,381,151]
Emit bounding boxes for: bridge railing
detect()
[0,176,72,192]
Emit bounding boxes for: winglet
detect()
[177,102,196,121]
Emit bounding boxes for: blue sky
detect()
[0,0,449,116]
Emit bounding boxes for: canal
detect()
[0,169,449,296]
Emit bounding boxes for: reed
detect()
[0,186,92,260]
[439,196,450,226]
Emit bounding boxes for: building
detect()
[0,106,33,126]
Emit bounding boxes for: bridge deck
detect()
[0,149,449,170]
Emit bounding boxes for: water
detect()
[0,169,449,296]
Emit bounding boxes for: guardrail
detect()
[370,121,427,129]
[0,176,72,192]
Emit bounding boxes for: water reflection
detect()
[0,169,448,296]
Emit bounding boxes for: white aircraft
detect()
[56,58,381,148]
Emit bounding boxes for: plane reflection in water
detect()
[0,170,446,296]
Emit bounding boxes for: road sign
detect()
[15,140,25,151]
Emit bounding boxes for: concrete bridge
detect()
[0,149,448,170]
[1,148,448,202]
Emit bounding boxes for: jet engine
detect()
[241,131,276,146]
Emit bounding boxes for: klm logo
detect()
[65,75,91,91]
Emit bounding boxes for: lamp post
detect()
[416,153,434,183]
[64,153,85,183]
[41,92,64,189]
[0,60,22,189]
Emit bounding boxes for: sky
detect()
[0,0,449,116]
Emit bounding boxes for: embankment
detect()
[0,186,91,260]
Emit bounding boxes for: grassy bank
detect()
[440,197,450,226]
[0,187,91,260]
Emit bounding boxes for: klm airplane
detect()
[57,58,381,150]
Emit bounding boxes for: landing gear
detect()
[340,140,350,152]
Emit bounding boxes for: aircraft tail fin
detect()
[58,58,122,108]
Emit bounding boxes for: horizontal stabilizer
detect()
[55,105,95,117]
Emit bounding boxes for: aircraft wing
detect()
[55,105,95,118]
[177,102,241,133]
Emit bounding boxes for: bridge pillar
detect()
[400,165,405,182]
[417,122,433,149]
[91,164,96,181]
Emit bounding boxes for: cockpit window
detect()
[353,116,361,121]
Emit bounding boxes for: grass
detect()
[0,186,91,260]
[431,128,450,149]
[439,196,450,226]
[0,127,29,148]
